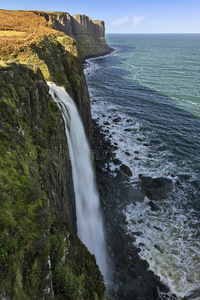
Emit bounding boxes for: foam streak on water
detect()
[48,82,108,281]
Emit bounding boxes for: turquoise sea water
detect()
[85,34,200,299]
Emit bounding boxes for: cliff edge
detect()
[0,10,108,300]
[37,11,113,59]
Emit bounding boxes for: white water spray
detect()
[48,82,108,280]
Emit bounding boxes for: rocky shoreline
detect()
[92,119,177,300]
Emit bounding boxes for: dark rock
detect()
[148,201,161,211]
[154,244,163,253]
[148,154,153,158]
[112,158,122,165]
[143,143,150,147]
[145,188,168,200]
[134,157,139,160]
[126,186,145,203]
[125,151,131,156]
[153,177,173,192]
[137,138,143,142]
[120,164,133,177]
[185,288,200,299]
[124,128,132,132]
[153,226,163,232]
[141,176,154,189]
[104,121,110,125]
[134,150,140,154]
[113,117,121,123]
[176,179,181,186]
[126,119,132,123]
[141,176,173,200]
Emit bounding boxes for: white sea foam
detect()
[85,52,200,299]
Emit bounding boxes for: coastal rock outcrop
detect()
[37,11,113,59]
[141,176,173,200]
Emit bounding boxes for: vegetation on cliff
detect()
[0,10,107,300]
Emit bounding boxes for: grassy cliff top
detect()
[0,10,64,58]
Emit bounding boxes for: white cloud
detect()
[152,19,163,25]
[133,15,145,25]
[111,16,130,26]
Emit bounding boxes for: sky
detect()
[1,0,200,33]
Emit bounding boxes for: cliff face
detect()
[38,11,113,59]
[0,10,107,300]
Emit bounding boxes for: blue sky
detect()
[1,0,200,33]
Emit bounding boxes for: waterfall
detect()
[48,82,108,281]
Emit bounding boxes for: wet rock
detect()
[145,188,168,200]
[134,157,139,160]
[143,143,150,147]
[154,244,164,253]
[125,151,131,156]
[130,219,137,225]
[104,121,110,126]
[148,201,161,211]
[120,164,133,177]
[124,128,132,132]
[153,226,163,232]
[137,138,143,142]
[113,158,122,165]
[153,177,173,192]
[134,150,140,154]
[126,119,132,123]
[148,154,153,158]
[176,179,181,186]
[141,176,173,200]
[126,186,145,203]
[141,176,154,189]
[113,117,121,123]
[184,288,200,299]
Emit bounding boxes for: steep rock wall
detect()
[0,11,107,299]
[37,11,113,59]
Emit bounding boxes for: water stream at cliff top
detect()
[48,82,108,281]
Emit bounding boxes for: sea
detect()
[84,34,200,299]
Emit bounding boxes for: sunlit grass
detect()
[0,10,64,58]
[0,30,26,36]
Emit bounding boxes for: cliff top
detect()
[0,10,64,58]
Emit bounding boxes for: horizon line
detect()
[106,32,200,35]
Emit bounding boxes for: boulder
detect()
[145,188,168,200]
[113,158,122,165]
[148,200,161,211]
[113,117,121,123]
[185,288,200,300]
[140,176,173,200]
[120,164,133,177]
[141,176,154,189]
[153,177,173,192]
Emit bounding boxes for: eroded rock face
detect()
[38,11,113,59]
[0,62,107,299]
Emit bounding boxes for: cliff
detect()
[0,10,108,300]
[36,11,113,59]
